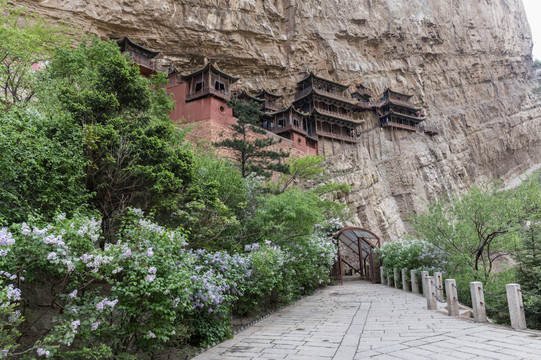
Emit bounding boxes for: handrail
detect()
[316,108,361,123]
[317,129,357,143]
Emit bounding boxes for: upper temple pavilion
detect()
[293,72,363,144]
[377,88,437,135]
[117,37,160,77]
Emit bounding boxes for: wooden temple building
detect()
[377,88,437,135]
[118,37,438,157]
[293,72,363,144]
[117,37,160,77]
[167,62,238,125]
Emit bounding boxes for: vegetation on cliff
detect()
[0,4,347,358]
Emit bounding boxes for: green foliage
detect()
[0,0,69,106]
[0,107,90,224]
[533,59,541,69]
[215,99,289,178]
[411,182,522,282]
[39,36,194,240]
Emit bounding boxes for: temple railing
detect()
[317,129,357,143]
[381,121,439,135]
[185,87,230,102]
[316,108,361,123]
[295,87,354,103]
[264,100,280,111]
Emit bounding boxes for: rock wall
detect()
[22,0,541,240]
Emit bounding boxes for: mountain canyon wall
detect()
[22,0,541,240]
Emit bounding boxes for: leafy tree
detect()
[411,182,523,282]
[0,106,90,224]
[215,99,289,178]
[0,0,68,106]
[39,36,194,241]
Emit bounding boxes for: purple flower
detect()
[68,290,78,298]
[147,248,154,257]
[91,321,100,331]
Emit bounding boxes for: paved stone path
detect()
[193,280,541,359]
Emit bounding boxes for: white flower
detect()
[47,252,57,261]
[147,248,154,257]
[148,266,157,274]
[145,274,156,282]
[147,331,156,339]
[91,321,100,331]
[71,319,80,330]
[68,290,78,298]
[36,348,51,358]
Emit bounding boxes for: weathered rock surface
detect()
[22,0,541,239]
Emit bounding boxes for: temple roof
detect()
[182,63,240,82]
[236,90,264,104]
[294,87,358,106]
[297,72,350,91]
[268,105,310,117]
[379,108,426,122]
[117,37,160,58]
[256,89,282,100]
[383,88,414,100]
[381,97,423,111]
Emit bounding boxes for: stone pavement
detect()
[193,280,541,360]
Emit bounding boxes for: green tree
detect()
[0,105,90,224]
[215,99,289,178]
[411,182,523,282]
[40,36,194,240]
[0,0,68,106]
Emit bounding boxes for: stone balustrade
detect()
[379,267,539,331]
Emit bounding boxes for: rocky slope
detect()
[22,0,541,239]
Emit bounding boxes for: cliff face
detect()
[23,0,541,239]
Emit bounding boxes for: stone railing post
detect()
[421,271,429,296]
[387,269,392,287]
[380,266,385,285]
[426,276,437,310]
[445,279,459,316]
[411,270,419,294]
[470,282,487,323]
[394,268,399,289]
[506,284,527,330]
[434,272,444,300]
[402,269,409,291]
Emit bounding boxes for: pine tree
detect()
[215,99,289,178]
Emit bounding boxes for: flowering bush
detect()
[374,238,452,286]
[0,210,254,357]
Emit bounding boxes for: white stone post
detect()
[426,276,437,310]
[421,271,429,296]
[411,270,419,294]
[402,269,409,292]
[394,268,399,289]
[380,266,385,285]
[506,284,527,330]
[470,281,487,323]
[445,279,459,316]
[434,272,444,300]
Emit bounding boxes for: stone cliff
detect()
[22,0,541,239]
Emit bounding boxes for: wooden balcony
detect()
[317,129,357,143]
[185,87,230,102]
[381,121,439,135]
[315,108,362,123]
[264,100,281,111]
[295,87,354,103]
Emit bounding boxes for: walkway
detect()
[193,280,541,359]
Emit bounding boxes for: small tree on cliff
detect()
[215,99,289,178]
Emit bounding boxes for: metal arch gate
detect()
[332,227,381,284]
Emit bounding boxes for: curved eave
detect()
[297,72,350,91]
[384,88,414,99]
[238,91,265,104]
[182,63,240,82]
[256,89,282,100]
[267,105,310,117]
[380,109,427,122]
[293,88,357,106]
[117,37,160,58]
[380,98,422,112]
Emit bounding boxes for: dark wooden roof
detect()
[237,90,264,104]
[297,72,350,91]
[181,63,240,82]
[256,89,282,100]
[383,88,413,100]
[117,37,160,58]
[268,105,310,117]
